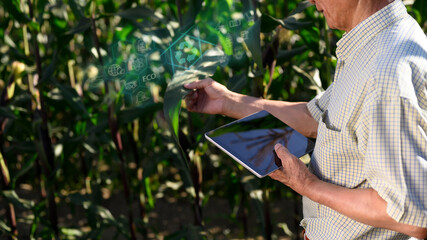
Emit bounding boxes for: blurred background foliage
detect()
[0,0,425,239]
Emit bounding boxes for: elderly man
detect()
[184,0,427,239]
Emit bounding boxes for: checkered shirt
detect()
[301,0,427,239]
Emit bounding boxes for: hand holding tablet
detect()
[205,110,314,178]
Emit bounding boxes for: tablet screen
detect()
[205,110,314,177]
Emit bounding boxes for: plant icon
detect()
[136,91,149,104]
[160,26,214,73]
[132,58,145,71]
[234,46,245,60]
[136,40,147,53]
[127,55,147,74]
[175,40,199,65]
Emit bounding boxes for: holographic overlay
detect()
[214,9,256,63]
[160,26,218,74]
[88,37,163,107]
[85,5,259,105]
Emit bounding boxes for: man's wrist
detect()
[221,91,264,118]
[221,91,238,116]
[298,171,319,198]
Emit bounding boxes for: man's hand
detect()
[269,144,317,195]
[270,145,427,239]
[184,78,318,138]
[184,78,231,115]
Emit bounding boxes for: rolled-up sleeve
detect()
[363,95,427,227]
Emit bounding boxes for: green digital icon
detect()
[229,19,241,28]
[141,73,157,83]
[136,91,149,104]
[136,40,147,53]
[245,11,255,22]
[125,81,138,91]
[130,57,146,72]
[175,40,199,65]
[234,46,244,60]
[240,30,249,40]
[107,64,125,77]
[218,54,229,67]
[160,26,215,73]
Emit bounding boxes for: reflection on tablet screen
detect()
[206,111,314,177]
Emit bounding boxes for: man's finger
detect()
[274,143,289,157]
[184,78,212,89]
[184,90,197,100]
[273,149,282,167]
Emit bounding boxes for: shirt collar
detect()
[336,0,408,61]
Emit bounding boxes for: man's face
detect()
[309,0,358,31]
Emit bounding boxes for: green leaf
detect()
[218,33,233,56]
[54,82,88,115]
[261,2,312,32]
[164,47,225,137]
[69,0,85,19]
[117,101,162,126]
[278,222,295,237]
[36,0,49,17]
[413,0,426,24]
[241,174,267,237]
[163,48,225,189]
[276,46,307,65]
[245,19,263,71]
[115,24,134,41]
[1,0,31,23]
[300,27,320,52]
[39,50,58,84]
[4,141,37,155]
[89,204,115,223]
[0,107,16,119]
[11,154,37,187]
[227,71,248,93]
[182,0,204,29]
[53,18,67,30]
[261,1,313,32]
[283,16,312,30]
[67,192,88,205]
[292,65,324,92]
[60,228,84,238]
[116,6,162,21]
[28,21,41,32]
[4,34,17,48]
[50,2,68,20]
[261,14,281,33]
[288,0,313,17]
[261,14,312,32]
[165,225,206,240]
[144,177,154,209]
[0,152,10,185]
[2,190,34,210]
[65,17,91,35]
[0,219,11,233]
[68,193,116,224]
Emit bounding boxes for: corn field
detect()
[0,0,425,239]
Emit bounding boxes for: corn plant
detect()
[0,0,425,239]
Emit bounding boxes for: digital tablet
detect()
[205,110,315,178]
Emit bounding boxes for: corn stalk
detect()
[0,63,19,239]
[90,11,137,240]
[27,0,59,238]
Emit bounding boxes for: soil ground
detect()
[1,185,302,239]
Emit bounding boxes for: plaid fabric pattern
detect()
[301,0,427,239]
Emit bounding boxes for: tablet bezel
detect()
[205,110,314,178]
